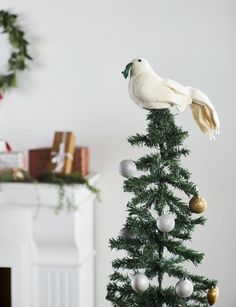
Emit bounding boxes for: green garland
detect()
[0,169,31,182]
[0,10,31,92]
[38,172,99,195]
[38,172,100,214]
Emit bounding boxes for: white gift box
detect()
[0,152,25,169]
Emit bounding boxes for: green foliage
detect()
[38,172,100,213]
[0,10,32,92]
[106,109,217,306]
[0,169,31,182]
[38,171,99,195]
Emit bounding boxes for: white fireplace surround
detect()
[0,174,99,307]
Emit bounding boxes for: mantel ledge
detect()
[0,173,100,209]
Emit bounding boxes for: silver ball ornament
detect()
[119,227,128,238]
[119,227,134,239]
[131,274,149,292]
[175,280,194,298]
[156,214,175,233]
[119,159,136,178]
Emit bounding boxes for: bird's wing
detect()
[162,78,190,96]
[162,78,191,111]
[131,74,190,111]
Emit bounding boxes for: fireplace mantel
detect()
[0,173,100,209]
[0,173,100,307]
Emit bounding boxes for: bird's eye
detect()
[138,59,142,62]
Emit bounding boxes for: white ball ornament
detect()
[175,280,194,298]
[156,214,175,233]
[119,159,136,178]
[131,274,149,292]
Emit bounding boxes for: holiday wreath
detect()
[0,10,31,95]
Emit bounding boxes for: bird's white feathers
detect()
[187,87,220,139]
[127,58,220,139]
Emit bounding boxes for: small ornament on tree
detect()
[156,213,175,233]
[119,227,134,239]
[189,196,207,214]
[131,274,149,292]
[119,159,136,178]
[207,287,219,305]
[175,279,194,298]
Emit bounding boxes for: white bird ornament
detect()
[122,58,220,139]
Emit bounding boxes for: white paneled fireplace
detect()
[0,174,99,307]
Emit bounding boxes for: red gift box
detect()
[73,147,89,177]
[29,147,89,179]
[29,148,51,179]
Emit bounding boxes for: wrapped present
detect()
[29,147,89,179]
[49,131,75,174]
[73,147,89,176]
[0,152,24,170]
[29,148,51,179]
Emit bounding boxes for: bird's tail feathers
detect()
[187,87,220,140]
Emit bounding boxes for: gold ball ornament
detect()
[207,287,219,305]
[189,196,207,214]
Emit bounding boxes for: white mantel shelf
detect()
[0,173,100,307]
[0,173,100,209]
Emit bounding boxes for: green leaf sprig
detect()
[0,10,32,92]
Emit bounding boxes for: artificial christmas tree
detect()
[106,109,219,306]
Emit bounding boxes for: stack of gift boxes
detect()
[0,132,89,180]
[30,131,89,178]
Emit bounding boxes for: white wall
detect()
[0,0,235,306]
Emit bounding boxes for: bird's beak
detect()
[122,62,132,79]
